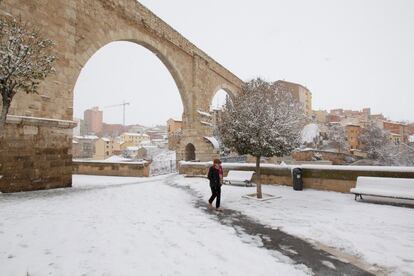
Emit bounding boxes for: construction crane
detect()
[104,101,130,126]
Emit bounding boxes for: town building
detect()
[73,135,99,159]
[167,118,182,134]
[84,106,103,134]
[382,121,408,144]
[167,118,183,151]
[127,124,146,134]
[93,138,114,160]
[312,110,328,124]
[120,132,150,145]
[345,124,362,150]
[274,80,313,118]
[71,140,81,158]
[146,126,167,140]
[101,123,126,137]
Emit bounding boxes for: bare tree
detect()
[0,13,56,134]
[327,124,348,153]
[218,78,304,198]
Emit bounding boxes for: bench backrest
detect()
[226,170,255,181]
[356,177,414,192]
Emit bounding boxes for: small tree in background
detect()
[218,78,304,198]
[0,12,56,135]
[360,123,400,165]
[327,124,348,153]
[360,123,391,160]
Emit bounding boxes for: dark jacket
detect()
[207,166,221,187]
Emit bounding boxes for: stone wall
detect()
[292,150,360,165]
[73,161,150,177]
[179,162,414,193]
[0,116,75,193]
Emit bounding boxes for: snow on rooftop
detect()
[103,156,135,163]
[101,138,111,142]
[123,132,150,137]
[74,135,99,140]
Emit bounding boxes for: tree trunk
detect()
[255,155,262,199]
[0,102,10,137]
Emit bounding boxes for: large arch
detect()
[73,36,190,119]
[0,0,244,192]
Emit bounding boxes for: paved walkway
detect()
[166,176,374,276]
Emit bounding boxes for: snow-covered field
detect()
[0,175,306,276]
[2,174,413,275]
[175,176,414,275]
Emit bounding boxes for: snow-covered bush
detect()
[0,13,56,134]
[218,78,304,198]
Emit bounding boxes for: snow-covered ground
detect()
[175,176,414,275]
[0,175,307,276]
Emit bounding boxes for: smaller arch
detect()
[185,143,196,161]
[210,83,238,112]
[210,89,231,112]
[212,83,238,101]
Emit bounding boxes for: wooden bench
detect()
[350,177,414,201]
[223,170,255,187]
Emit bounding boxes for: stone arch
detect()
[211,83,238,103]
[0,0,248,192]
[185,143,196,161]
[73,32,191,118]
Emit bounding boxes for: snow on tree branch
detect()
[327,123,348,153]
[218,78,305,198]
[0,13,56,133]
[219,78,304,158]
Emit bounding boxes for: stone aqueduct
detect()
[0,0,243,192]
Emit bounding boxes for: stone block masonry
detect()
[72,161,150,177]
[0,116,76,193]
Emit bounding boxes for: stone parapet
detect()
[72,161,150,177]
[179,162,414,193]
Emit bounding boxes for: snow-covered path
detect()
[0,175,306,276]
[175,176,414,276]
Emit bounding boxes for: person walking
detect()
[207,159,223,211]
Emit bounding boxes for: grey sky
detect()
[74,0,414,126]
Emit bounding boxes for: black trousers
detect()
[208,185,221,208]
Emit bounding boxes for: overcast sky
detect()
[74,0,414,126]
